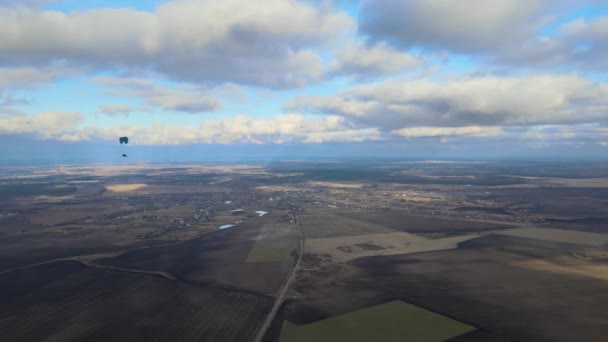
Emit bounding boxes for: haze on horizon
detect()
[1,0,607,164]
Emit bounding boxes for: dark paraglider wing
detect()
[119,136,129,144]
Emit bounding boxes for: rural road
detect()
[253,209,304,342]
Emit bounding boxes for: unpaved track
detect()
[253,211,304,342]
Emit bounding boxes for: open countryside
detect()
[2,162,608,341]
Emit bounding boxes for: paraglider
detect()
[119,136,129,157]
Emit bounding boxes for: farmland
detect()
[280,234,608,341]
[305,231,477,262]
[299,208,394,238]
[247,246,293,263]
[0,261,271,342]
[2,162,608,341]
[280,300,475,342]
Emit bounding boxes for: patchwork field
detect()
[4,162,608,342]
[283,235,608,341]
[0,261,271,342]
[280,300,475,342]
[305,231,478,262]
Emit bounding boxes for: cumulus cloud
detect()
[359,0,548,53]
[286,74,608,129]
[0,111,379,145]
[328,42,421,79]
[93,114,379,145]
[0,0,353,88]
[93,77,219,113]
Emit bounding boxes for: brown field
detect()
[336,210,515,234]
[280,235,608,341]
[305,232,478,262]
[0,261,271,342]
[484,187,608,217]
[0,230,166,271]
[99,223,291,294]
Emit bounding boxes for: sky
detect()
[1,0,607,164]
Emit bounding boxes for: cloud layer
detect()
[287,74,608,128]
[0,0,606,155]
[0,0,353,88]
[360,0,548,52]
[94,77,220,113]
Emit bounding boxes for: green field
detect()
[246,245,292,263]
[280,300,475,342]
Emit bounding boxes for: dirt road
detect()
[253,211,304,342]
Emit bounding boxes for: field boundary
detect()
[254,210,304,342]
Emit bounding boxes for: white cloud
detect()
[7,112,378,145]
[144,114,374,144]
[287,74,608,128]
[328,42,421,78]
[359,0,548,52]
[0,0,354,88]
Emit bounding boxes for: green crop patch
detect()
[280,300,475,342]
[246,246,292,263]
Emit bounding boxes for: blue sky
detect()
[1,0,607,163]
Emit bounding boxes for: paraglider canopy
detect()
[119,136,128,144]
